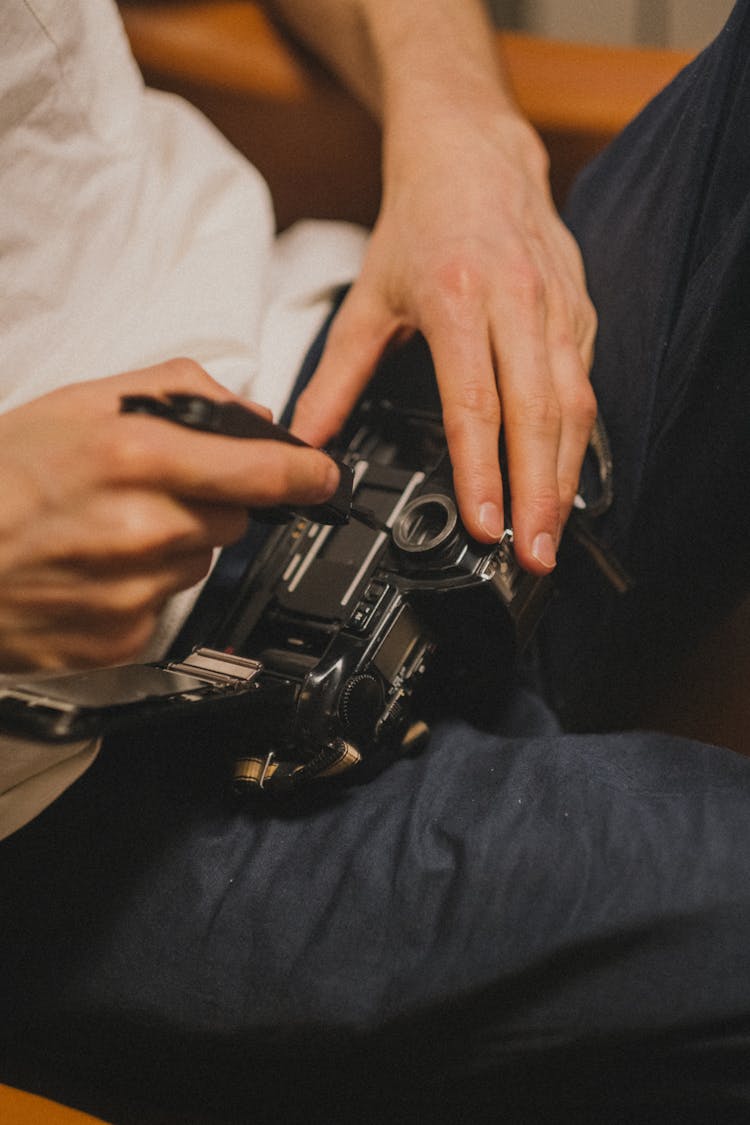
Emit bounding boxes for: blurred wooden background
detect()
[488,0,733,48]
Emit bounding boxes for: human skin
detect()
[0,0,595,670]
[0,360,338,670]
[275,0,598,574]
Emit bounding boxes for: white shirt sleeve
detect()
[0,735,100,841]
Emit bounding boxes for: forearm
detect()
[267,0,519,123]
[268,0,548,234]
[280,0,596,576]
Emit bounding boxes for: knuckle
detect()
[160,356,212,390]
[518,392,561,436]
[451,376,501,420]
[433,255,486,307]
[527,485,562,529]
[509,257,545,309]
[579,298,598,351]
[589,321,598,352]
[442,386,500,448]
[106,496,198,559]
[583,294,598,333]
[110,498,165,555]
[567,380,598,431]
[96,425,156,484]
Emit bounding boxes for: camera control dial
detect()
[338,673,384,740]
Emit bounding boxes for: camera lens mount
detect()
[392,492,458,557]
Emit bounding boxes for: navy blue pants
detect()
[2,5,750,1122]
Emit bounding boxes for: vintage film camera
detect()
[0,343,612,798]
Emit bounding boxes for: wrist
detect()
[382,89,549,203]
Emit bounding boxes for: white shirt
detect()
[0,0,367,838]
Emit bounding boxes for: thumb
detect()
[291,286,399,446]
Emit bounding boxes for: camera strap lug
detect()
[232,738,362,798]
[567,511,633,595]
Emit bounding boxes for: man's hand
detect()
[0,360,339,671]
[292,108,596,573]
[273,0,597,574]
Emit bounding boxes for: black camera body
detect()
[211,391,549,793]
[0,352,552,797]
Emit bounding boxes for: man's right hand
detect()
[0,360,339,671]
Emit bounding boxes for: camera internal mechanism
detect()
[0,345,612,798]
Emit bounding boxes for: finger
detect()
[553,354,598,523]
[535,250,598,523]
[79,550,215,619]
[175,501,251,550]
[422,310,504,544]
[291,285,399,446]
[549,221,597,370]
[106,357,238,403]
[0,549,216,669]
[41,359,239,427]
[110,366,276,428]
[92,420,341,509]
[0,614,162,672]
[31,612,162,670]
[3,549,214,620]
[0,594,159,672]
[38,492,250,565]
[491,293,562,575]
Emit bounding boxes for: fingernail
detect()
[531,532,557,570]
[479,501,504,540]
[324,459,340,496]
